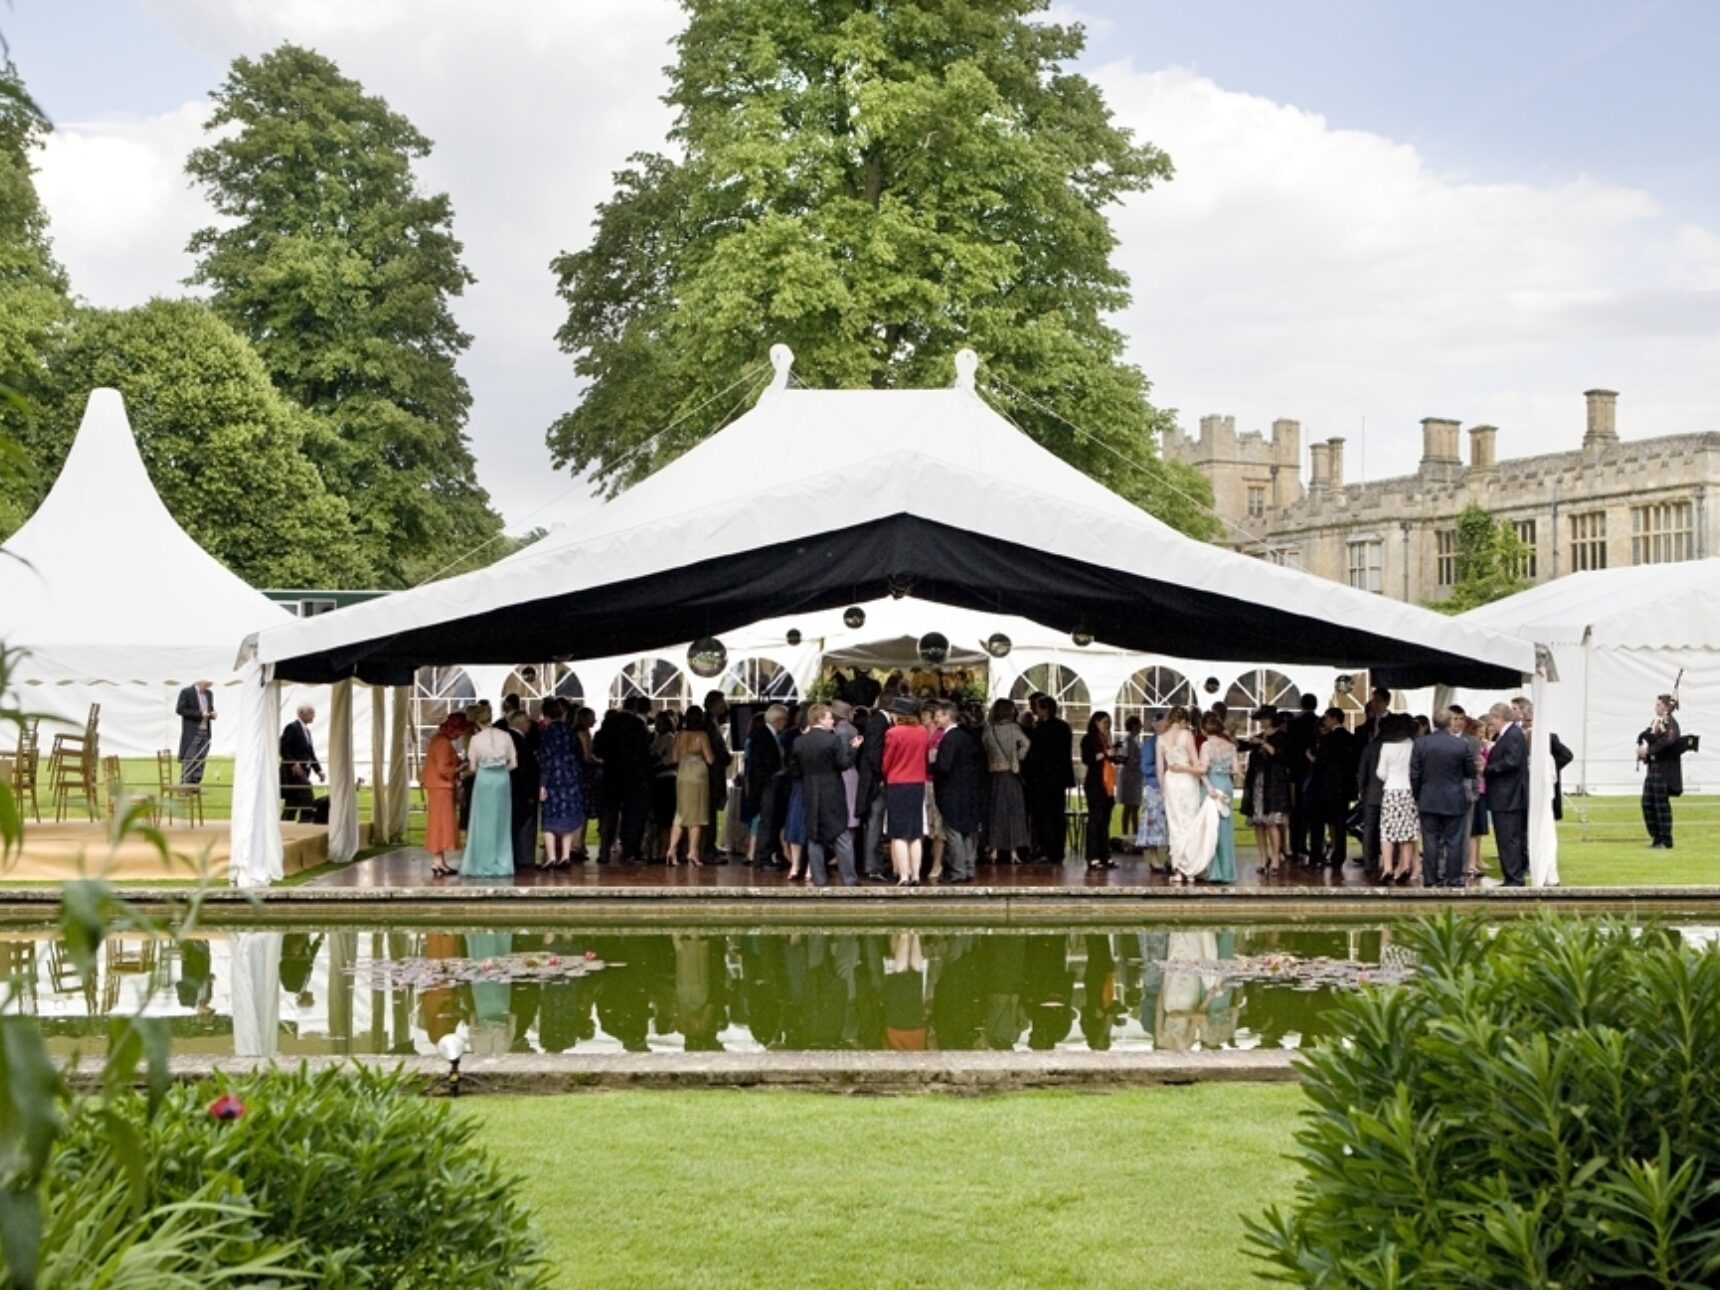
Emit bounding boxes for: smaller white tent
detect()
[0,389,295,756]
[1456,560,1720,794]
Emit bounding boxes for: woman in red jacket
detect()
[882,696,931,886]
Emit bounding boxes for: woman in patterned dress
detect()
[1375,714,1419,883]
[537,698,588,868]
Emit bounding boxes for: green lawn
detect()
[468,1087,1303,1289]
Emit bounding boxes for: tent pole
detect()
[327,679,361,864]
[370,684,387,849]
[386,686,411,843]
[1528,651,1560,886]
[228,656,284,888]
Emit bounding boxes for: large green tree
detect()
[185,43,502,585]
[26,299,373,587]
[0,60,73,533]
[1431,503,1530,615]
[549,0,1215,536]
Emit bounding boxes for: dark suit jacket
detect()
[788,727,855,845]
[1309,727,1357,806]
[279,720,321,788]
[1410,731,1476,816]
[176,685,212,758]
[507,726,541,820]
[932,725,986,835]
[1550,733,1574,819]
[855,709,892,806]
[1355,737,1385,808]
[1027,718,1076,791]
[1484,723,1529,813]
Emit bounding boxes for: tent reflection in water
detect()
[231,347,1547,887]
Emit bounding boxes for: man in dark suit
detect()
[505,708,541,870]
[1411,709,1477,888]
[1025,695,1076,862]
[1484,702,1530,885]
[701,690,732,862]
[931,702,986,884]
[175,680,216,785]
[1307,708,1357,867]
[1355,732,1386,878]
[595,696,654,864]
[854,699,894,881]
[1283,694,1320,861]
[791,702,859,887]
[279,704,322,823]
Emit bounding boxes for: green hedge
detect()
[1250,913,1720,1286]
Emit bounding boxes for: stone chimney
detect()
[1584,389,1618,448]
[1469,424,1498,476]
[1309,441,1331,492]
[1419,417,1463,483]
[1325,437,1346,488]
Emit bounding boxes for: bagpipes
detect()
[1640,668,1700,768]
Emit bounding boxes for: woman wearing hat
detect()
[882,694,930,884]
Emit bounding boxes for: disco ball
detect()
[843,606,866,630]
[786,628,802,647]
[687,637,728,678]
[1203,677,1221,695]
[984,632,1013,659]
[917,632,950,665]
[1334,673,1355,695]
[1071,628,1094,648]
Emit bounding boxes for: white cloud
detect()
[36,101,213,306]
[1100,65,1720,480]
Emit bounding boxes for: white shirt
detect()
[1377,740,1413,793]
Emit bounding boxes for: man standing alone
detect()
[1410,709,1477,888]
[1484,702,1529,886]
[279,704,322,823]
[176,680,216,785]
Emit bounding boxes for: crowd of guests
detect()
[413,674,1653,887]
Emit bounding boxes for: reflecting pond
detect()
[5,922,1713,1060]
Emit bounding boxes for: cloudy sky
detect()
[11,0,1720,530]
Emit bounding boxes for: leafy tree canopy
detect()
[22,299,373,588]
[1431,503,1530,614]
[549,0,1217,537]
[186,43,502,585]
[0,60,73,528]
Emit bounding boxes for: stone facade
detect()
[1165,390,1720,605]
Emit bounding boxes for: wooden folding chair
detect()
[155,749,204,828]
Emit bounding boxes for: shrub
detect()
[1249,913,1720,1287]
[50,1065,549,1289]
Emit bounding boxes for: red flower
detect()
[207,1093,246,1122]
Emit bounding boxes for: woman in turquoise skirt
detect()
[1198,713,1238,885]
[461,706,518,879]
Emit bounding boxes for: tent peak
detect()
[767,343,793,392]
[953,348,978,391]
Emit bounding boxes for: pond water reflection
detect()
[4,921,1708,1061]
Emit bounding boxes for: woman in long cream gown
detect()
[1159,707,1208,883]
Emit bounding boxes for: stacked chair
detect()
[0,718,41,823]
[49,704,101,823]
[154,748,205,827]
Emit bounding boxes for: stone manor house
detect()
[1165,390,1718,605]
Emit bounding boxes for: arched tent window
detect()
[610,657,691,711]
[721,657,799,705]
[1225,669,1302,735]
[413,666,476,754]
[1009,663,1091,732]
[1113,666,1195,729]
[501,663,584,717]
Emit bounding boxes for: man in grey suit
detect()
[175,680,216,785]
[1410,709,1477,888]
[1484,702,1530,887]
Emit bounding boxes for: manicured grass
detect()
[468,1087,1303,1289]
[1553,794,1718,886]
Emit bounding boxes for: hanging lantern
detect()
[1203,676,1221,695]
[518,665,538,685]
[843,606,866,630]
[687,637,728,678]
[917,632,950,665]
[887,575,913,600]
[984,632,1012,659]
[1071,627,1094,648]
[786,628,802,647]
[1334,673,1355,695]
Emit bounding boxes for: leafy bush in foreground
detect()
[50,1065,548,1289]
[1250,913,1720,1287]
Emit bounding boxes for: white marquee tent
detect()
[231,348,1550,886]
[1453,560,1720,794]
[0,389,296,757]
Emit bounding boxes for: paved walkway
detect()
[308,848,1381,891]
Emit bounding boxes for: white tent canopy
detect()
[232,348,1545,886]
[0,389,295,755]
[1455,561,1720,793]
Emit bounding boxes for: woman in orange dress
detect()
[422,715,470,877]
